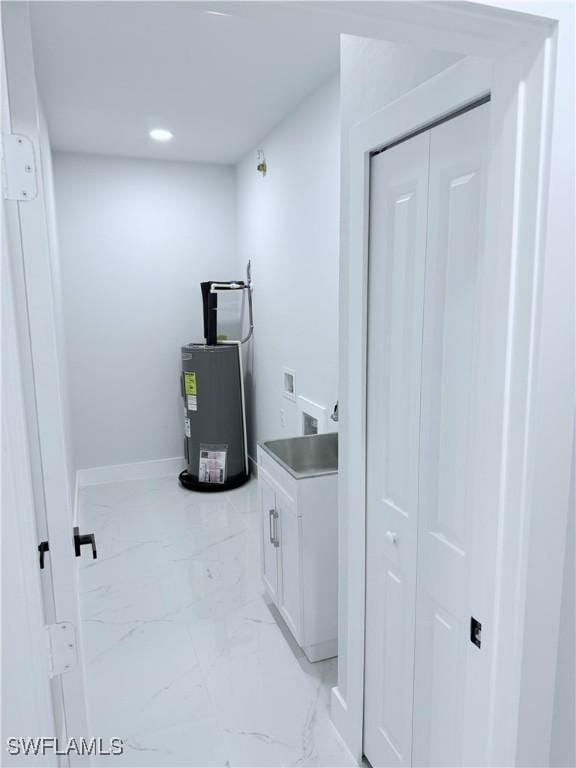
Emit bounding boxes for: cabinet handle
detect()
[269,509,275,544]
[273,510,280,548]
[386,530,398,544]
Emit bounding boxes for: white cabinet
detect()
[257,446,337,662]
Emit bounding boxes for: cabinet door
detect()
[259,473,279,604]
[276,488,303,643]
[364,130,430,768]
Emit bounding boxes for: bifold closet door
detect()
[364,101,491,768]
[364,131,430,768]
[412,102,490,767]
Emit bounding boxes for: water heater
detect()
[179,268,252,492]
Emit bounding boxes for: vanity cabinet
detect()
[257,444,337,662]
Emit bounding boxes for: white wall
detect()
[54,75,340,476]
[236,76,340,459]
[334,35,461,752]
[53,153,237,472]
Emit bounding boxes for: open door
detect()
[2,116,56,768]
[2,2,89,759]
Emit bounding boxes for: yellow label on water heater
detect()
[184,372,197,396]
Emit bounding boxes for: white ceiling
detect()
[30,1,341,164]
[30,1,537,164]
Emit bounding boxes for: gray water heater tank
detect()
[180,343,249,492]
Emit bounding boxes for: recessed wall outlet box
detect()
[282,368,296,401]
[303,413,319,435]
[297,396,327,436]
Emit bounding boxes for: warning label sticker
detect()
[184,372,197,396]
[198,447,227,484]
[184,417,191,438]
[187,395,197,411]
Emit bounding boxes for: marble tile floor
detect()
[78,475,354,768]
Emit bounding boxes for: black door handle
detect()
[73,526,97,559]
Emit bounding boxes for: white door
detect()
[276,489,302,643]
[412,103,490,768]
[2,2,89,753]
[260,473,279,603]
[364,131,430,768]
[364,102,491,768]
[2,189,57,767]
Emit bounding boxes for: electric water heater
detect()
[179,268,253,492]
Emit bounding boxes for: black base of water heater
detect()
[178,469,250,493]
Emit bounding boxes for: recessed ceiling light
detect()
[204,10,232,16]
[149,128,173,142]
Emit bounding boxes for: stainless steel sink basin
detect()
[259,433,338,479]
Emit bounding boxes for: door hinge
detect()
[1,133,38,201]
[45,622,78,677]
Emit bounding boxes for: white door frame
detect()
[334,9,572,767]
[2,1,90,750]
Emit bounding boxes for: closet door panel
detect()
[412,103,490,768]
[364,131,430,768]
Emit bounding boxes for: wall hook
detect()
[256,148,267,176]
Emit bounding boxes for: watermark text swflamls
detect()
[6,737,124,757]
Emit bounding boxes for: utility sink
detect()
[259,432,338,479]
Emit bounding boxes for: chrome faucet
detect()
[330,401,339,423]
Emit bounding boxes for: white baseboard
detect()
[76,456,186,489]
